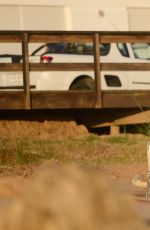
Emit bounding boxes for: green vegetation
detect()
[122,123,150,136]
[0,134,148,166]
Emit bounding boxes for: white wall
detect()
[0,0,150,31]
[0,0,149,53]
[71,7,128,31]
[0,5,70,30]
[128,8,150,31]
[0,1,128,31]
[0,4,72,53]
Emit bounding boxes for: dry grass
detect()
[0,133,148,184]
[0,133,148,166]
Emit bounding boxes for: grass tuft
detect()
[0,134,148,166]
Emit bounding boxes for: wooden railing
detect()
[0,31,150,110]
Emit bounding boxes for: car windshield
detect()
[131,43,150,60]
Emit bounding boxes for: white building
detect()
[0,0,149,31]
[0,0,149,53]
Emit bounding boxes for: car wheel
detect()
[69,77,95,90]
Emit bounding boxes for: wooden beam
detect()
[30,63,94,71]
[0,34,22,42]
[93,33,102,108]
[29,63,150,72]
[102,90,150,108]
[114,110,150,125]
[0,62,150,72]
[31,91,96,109]
[101,34,150,43]
[101,63,150,71]
[0,91,150,110]
[22,32,31,109]
[110,125,120,136]
[0,63,22,71]
[0,92,24,109]
[29,34,93,43]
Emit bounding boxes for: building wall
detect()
[0,0,150,31]
[128,7,150,31]
[0,0,149,53]
[0,4,72,53]
[0,5,70,30]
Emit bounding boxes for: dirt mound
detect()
[0,119,88,139]
[0,165,148,230]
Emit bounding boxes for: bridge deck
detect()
[0,90,150,110]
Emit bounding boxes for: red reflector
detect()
[40,56,53,63]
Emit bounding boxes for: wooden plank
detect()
[0,63,150,72]
[93,33,102,108]
[0,90,150,110]
[0,63,22,71]
[22,33,31,109]
[100,34,150,43]
[29,34,93,43]
[30,63,94,71]
[92,110,150,127]
[31,91,97,109]
[102,91,150,108]
[110,125,120,135]
[0,31,150,43]
[101,63,150,71]
[0,34,22,42]
[30,63,150,72]
[0,92,24,109]
[114,110,150,125]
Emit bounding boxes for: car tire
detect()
[69,77,95,90]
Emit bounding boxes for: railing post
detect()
[93,32,102,108]
[22,32,31,109]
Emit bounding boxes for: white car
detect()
[0,42,149,91]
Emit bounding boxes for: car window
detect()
[64,43,110,56]
[100,44,110,56]
[32,43,110,56]
[46,43,66,53]
[117,43,130,57]
[31,45,49,56]
[131,43,150,60]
